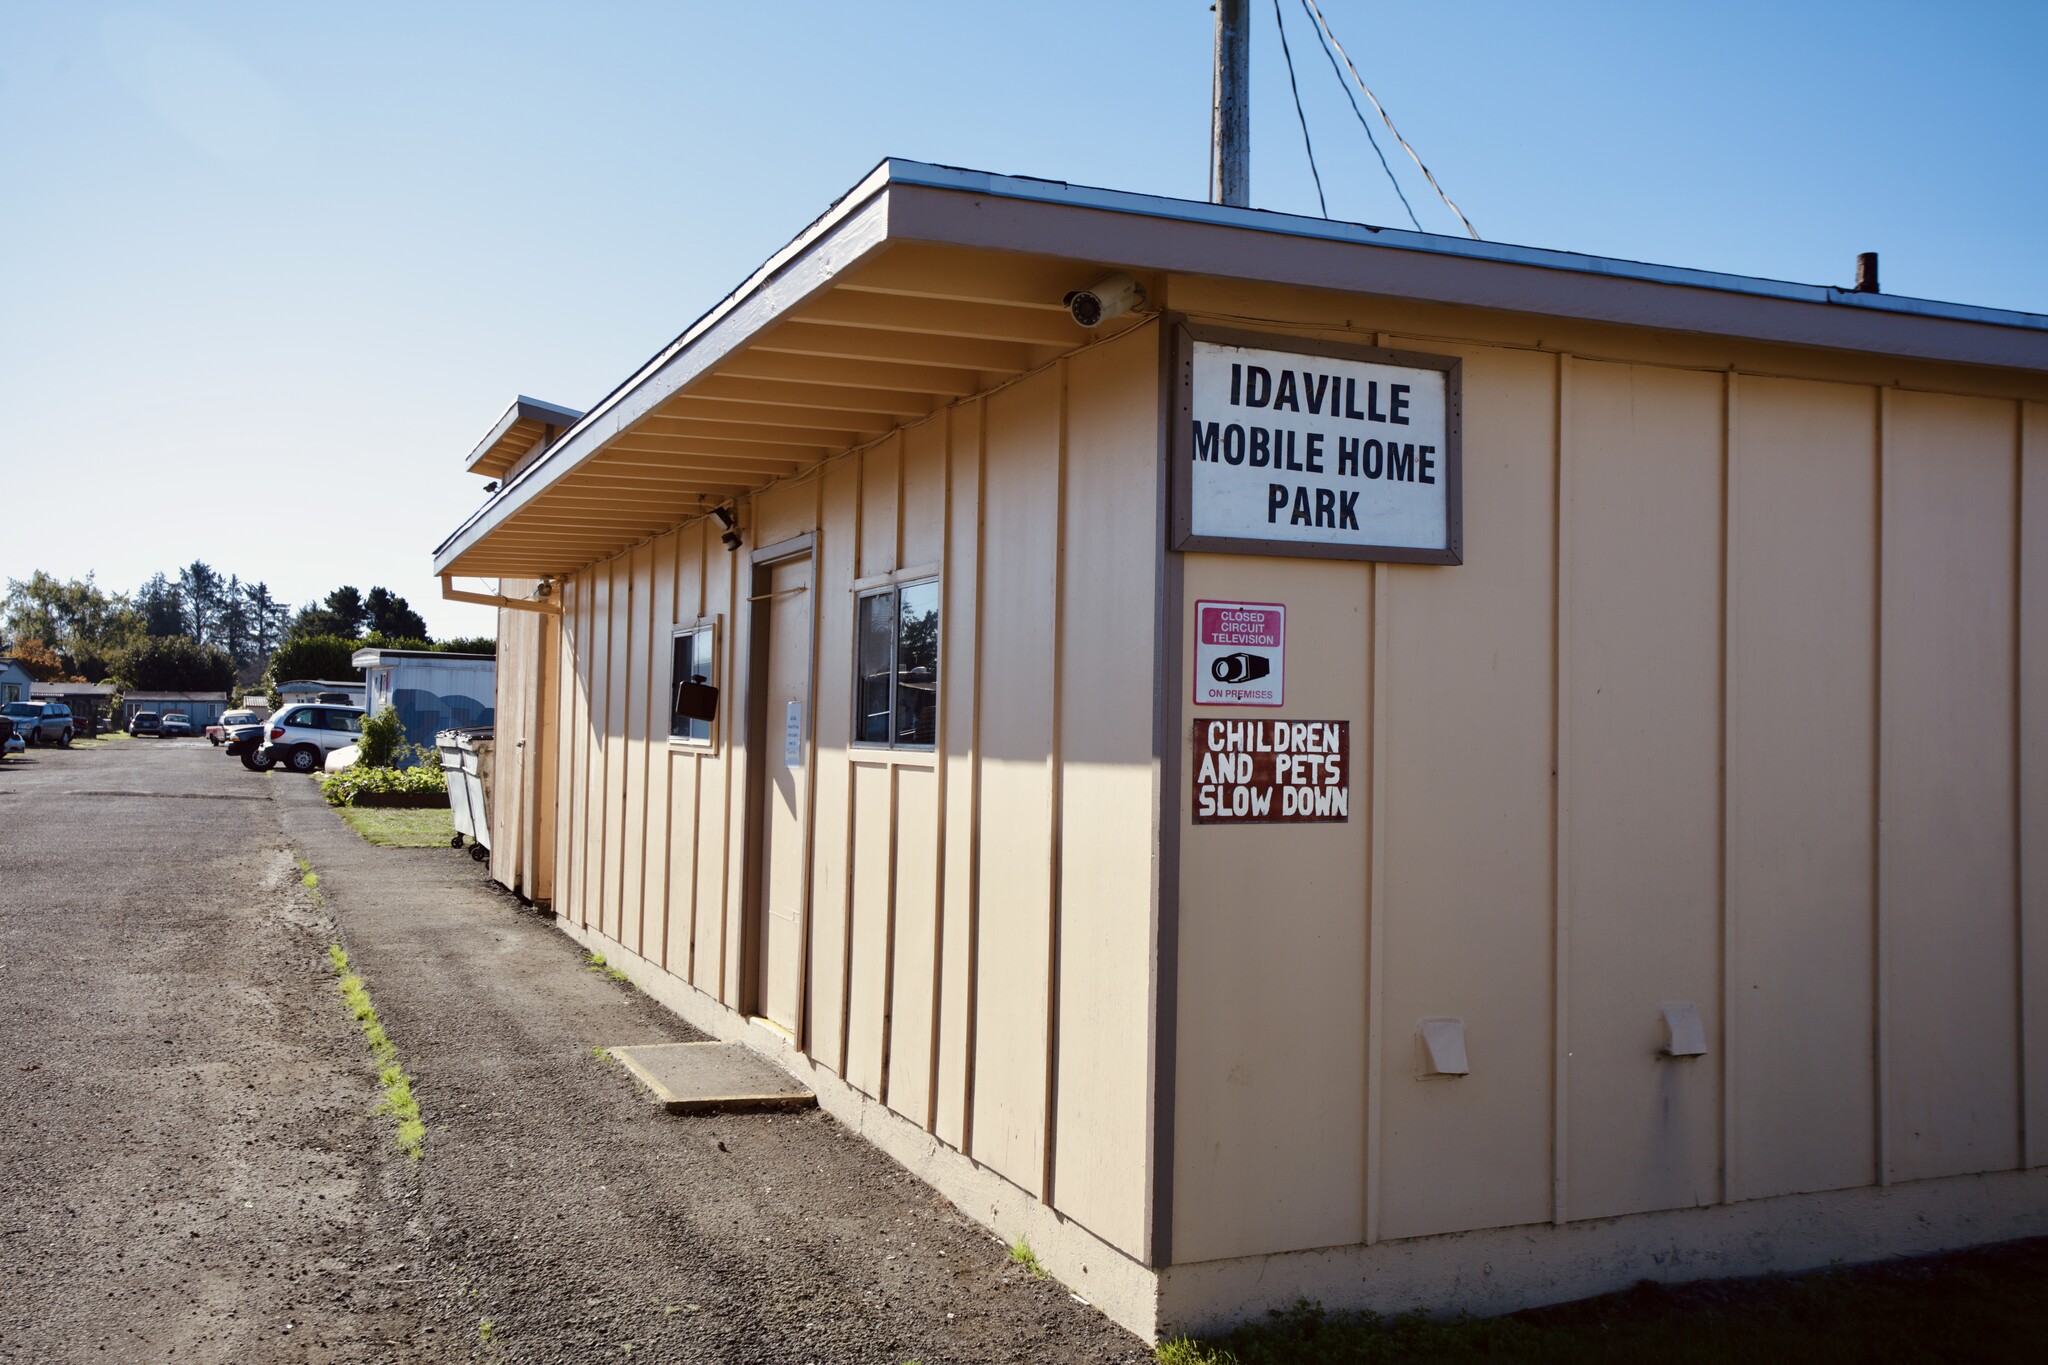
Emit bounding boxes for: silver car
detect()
[258,704,365,774]
[1,700,73,747]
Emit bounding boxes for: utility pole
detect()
[1210,0,1249,206]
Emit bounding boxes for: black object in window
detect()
[670,628,716,741]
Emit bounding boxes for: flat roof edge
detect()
[433,158,2048,576]
[352,648,496,664]
[883,161,2048,335]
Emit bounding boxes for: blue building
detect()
[351,648,495,753]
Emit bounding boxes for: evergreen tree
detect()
[325,586,368,637]
[217,574,255,670]
[179,561,226,650]
[365,586,430,641]
[266,634,362,685]
[135,574,186,637]
[110,635,236,692]
[243,581,289,659]
[288,601,351,639]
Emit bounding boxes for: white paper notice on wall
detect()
[784,701,802,765]
[1175,332,1461,564]
[1193,600,1284,707]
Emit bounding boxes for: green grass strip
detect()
[339,805,457,848]
[327,942,425,1160]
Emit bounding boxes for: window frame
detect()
[849,569,941,754]
[667,615,721,751]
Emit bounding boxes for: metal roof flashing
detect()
[881,161,2048,334]
[433,159,2047,578]
[464,395,587,480]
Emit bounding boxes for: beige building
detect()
[433,161,2048,1340]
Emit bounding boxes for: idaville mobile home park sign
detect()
[1171,325,1462,564]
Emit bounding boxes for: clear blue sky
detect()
[4,1,2042,639]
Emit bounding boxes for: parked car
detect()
[0,715,18,755]
[257,704,365,774]
[2,700,73,747]
[129,711,162,736]
[160,713,195,738]
[226,722,269,767]
[206,708,262,745]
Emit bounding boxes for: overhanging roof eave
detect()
[431,168,901,575]
[434,159,2048,579]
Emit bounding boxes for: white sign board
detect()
[1174,331,1461,564]
[784,700,803,765]
[1193,600,1284,707]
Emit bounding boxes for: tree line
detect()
[3,565,495,696]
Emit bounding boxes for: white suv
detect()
[258,704,364,774]
[2,700,73,747]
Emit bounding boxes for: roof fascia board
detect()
[432,186,895,573]
[882,179,2048,373]
[464,397,588,476]
[883,162,2047,340]
[463,402,528,471]
[515,395,584,425]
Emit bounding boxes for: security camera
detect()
[1064,272,1144,328]
[1211,652,1271,684]
[712,504,743,552]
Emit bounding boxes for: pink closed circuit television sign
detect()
[1193,600,1285,707]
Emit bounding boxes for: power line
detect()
[1272,0,1327,218]
[1303,0,1478,239]
[1298,0,1418,232]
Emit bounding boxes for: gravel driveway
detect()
[0,740,1147,1363]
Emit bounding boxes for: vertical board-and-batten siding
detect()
[1168,276,2046,1268]
[545,326,1160,1260]
[2025,400,2048,1172]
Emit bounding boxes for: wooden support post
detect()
[1211,0,1249,207]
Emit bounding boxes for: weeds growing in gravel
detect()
[1008,1238,1047,1279]
[328,942,425,1160]
[584,949,632,986]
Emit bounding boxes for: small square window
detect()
[853,579,938,749]
[670,623,717,744]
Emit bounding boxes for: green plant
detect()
[329,942,424,1160]
[478,1318,495,1345]
[319,761,447,808]
[356,702,406,768]
[1008,1237,1046,1279]
[584,950,630,986]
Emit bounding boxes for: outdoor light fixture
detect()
[532,578,553,600]
[1064,271,1144,328]
[713,504,742,552]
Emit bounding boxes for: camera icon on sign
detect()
[1211,652,1272,684]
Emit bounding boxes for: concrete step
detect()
[607,1041,816,1115]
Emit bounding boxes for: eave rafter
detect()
[441,229,1143,579]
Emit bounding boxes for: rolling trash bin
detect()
[438,726,495,862]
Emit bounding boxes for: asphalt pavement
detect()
[0,738,1144,1363]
